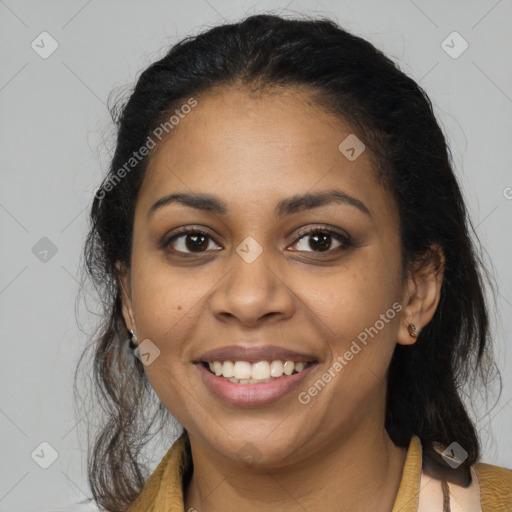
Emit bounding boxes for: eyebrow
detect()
[147,189,371,220]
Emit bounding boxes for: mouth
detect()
[200,359,316,384]
[194,353,318,407]
[193,344,319,406]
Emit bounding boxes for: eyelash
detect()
[160,225,353,256]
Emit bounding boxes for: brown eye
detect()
[163,229,222,254]
[289,227,352,253]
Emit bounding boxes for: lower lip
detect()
[195,362,317,407]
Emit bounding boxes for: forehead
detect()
[137,86,395,223]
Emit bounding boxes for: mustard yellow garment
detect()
[126,433,512,511]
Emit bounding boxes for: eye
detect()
[161,227,222,254]
[160,225,352,256]
[289,226,352,253]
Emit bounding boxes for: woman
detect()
[78,13,512,511]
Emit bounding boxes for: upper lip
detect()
[195,344,318,363]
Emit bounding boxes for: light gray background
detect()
[1,0,511,510]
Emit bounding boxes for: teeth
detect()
[283,361,294,375]
[206,359,310,382]
[270,360,284,377]
[222,361,235,378]
[233,361,252,380]
[252,361,270,380]
[295,362,305,372]
[213,361,223,376]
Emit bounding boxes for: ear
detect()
[115,261,136,334]
[397,244,445,346]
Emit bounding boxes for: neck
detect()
[184,423,407,512]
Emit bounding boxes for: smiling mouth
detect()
[201,360,316,384]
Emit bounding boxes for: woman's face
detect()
[119,86,421,466]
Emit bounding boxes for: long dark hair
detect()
[75,13,499,511]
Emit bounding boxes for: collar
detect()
[392,435,422,511]
[126,433,481,511]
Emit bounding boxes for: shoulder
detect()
[474,462,512,510]
[125,432,191,511]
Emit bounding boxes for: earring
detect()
[128,329,139,349]
[407,324,419,338]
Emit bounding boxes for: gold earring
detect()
[407,324,419,338]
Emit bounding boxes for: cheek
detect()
[130,254,212,341]
[304,250,402,339]
[128,263,217,417]
[129,260,207,420]
[312,291,400,382]
[297,257,402,403]
[298,270,401,420]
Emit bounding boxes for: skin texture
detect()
[117,86,444,511]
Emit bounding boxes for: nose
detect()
[210,246,295,327]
